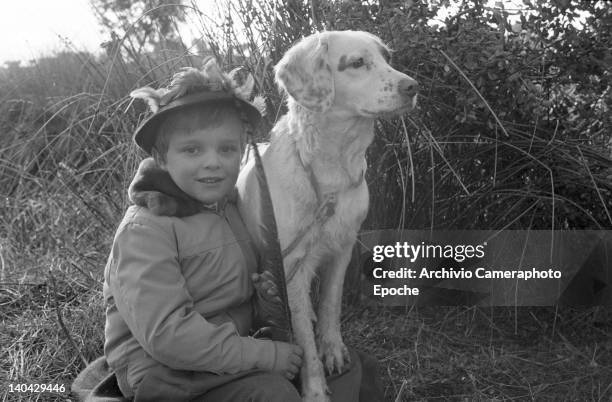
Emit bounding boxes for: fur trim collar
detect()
[128,158,235,217]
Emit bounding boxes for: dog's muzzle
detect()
[399,78,419,100]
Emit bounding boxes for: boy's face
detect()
[160,114,243,205]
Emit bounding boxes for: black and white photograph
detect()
[1,1,611,401]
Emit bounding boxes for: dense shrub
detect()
[322,0,611,229]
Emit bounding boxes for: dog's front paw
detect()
[317,334,351,375]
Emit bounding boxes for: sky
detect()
[0,1,584,66]
[0,1,105,64]
[0,0,224,65]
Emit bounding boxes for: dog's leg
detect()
[316,247,353,374]
[287,266,331,402]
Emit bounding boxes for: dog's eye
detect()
[351,58,365,68]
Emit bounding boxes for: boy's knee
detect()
[247,374,301,402]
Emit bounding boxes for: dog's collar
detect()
[282,150,364,278]
[304,163,364,224]
[305,163,364,203]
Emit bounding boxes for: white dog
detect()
[237,30,418,401]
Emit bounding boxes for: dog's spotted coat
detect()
[237,30,418,401]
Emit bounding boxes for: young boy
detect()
[103,59,303,401]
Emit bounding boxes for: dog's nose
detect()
[399,79,418,98]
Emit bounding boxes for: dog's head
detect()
[275,30,418,117]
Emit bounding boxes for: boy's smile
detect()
[160,115,243,205]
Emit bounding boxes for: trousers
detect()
[117,348,383,402]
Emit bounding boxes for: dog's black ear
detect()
[274,33,334,113]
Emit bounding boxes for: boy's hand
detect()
[251,271,282,305]
[273,342,303,380]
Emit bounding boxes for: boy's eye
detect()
[182,146,200,155]
[351,58,365,68]
[220,144,238,154]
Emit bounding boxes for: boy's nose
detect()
[202,151,221,169]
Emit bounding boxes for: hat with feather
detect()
[130,57,265,154]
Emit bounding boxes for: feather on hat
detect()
[130,57,265,154]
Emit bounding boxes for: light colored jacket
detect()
[103,159,278,389]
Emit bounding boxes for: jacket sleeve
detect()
[108,215,277,373]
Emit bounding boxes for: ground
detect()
[2,273,611,401]
[344,305,612,401]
